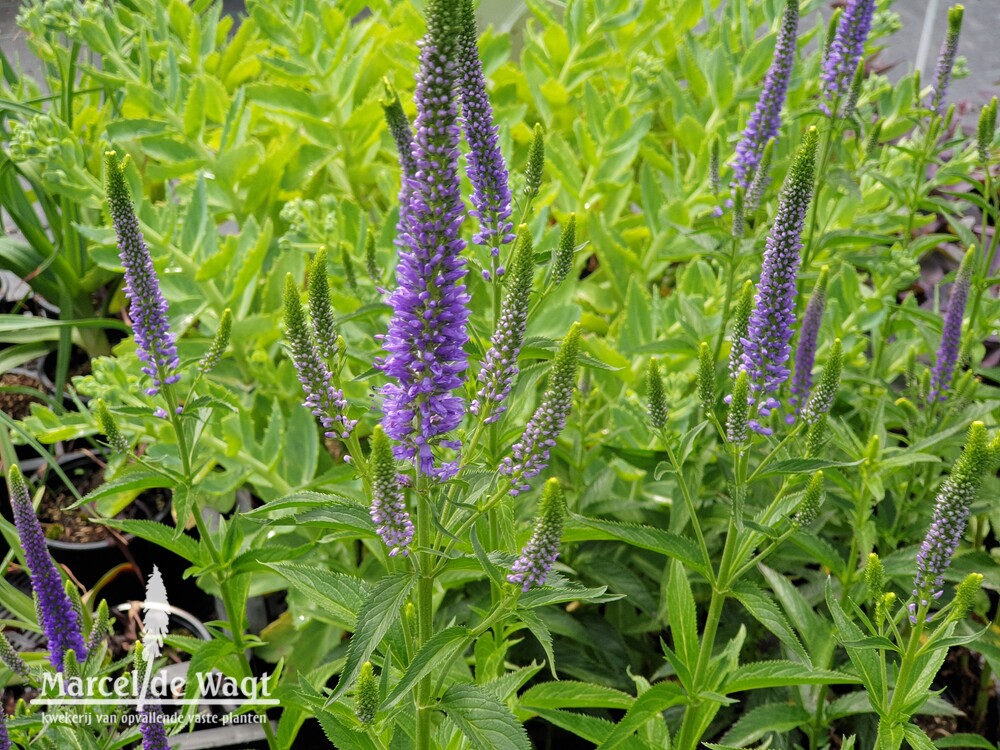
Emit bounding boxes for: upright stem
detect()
[415,485,435,750]
[714,234,741,363]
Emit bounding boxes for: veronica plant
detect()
[267,2,603,747]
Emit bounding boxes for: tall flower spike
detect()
[500,323,581,496]
[929,247,974,402]
[801,338,842,425]
[914,421,991,603]
[457,0,514,259]
[732,0,798,189]
[105,152,180,397]
[647,358,668,430]
[283,275,355,440]
[788,267,829,419]
[6,466,87,669]
[378,0,470,478]
[820,0,876,115]
[740,127,818,435]
[729,280,755,379]
[140,709,170,750]
[508,478,566,591]
[0,712,9,750]
[308,249,338,362]
[472,226,535,421]
[930,5,963,115]
[369,426,414,556]
[552,214,576,286]
[198,308,232,375]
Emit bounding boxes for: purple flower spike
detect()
[283,276,356,440]
[929,248,974,403]
[500,324,581,495]
[457,0,514,259]
[914,422,990,601]
[508,478,566,591]
[0,712,9,750]
[739,128,818,433]
[105,152,180,397]
[471,226,534,421]
[378,0,471,479]
[732,0,799,190]
[820,0,876,115]
[930,5,964,115]
[6,466,87,669]
[140,708,170,750]
[788,267,829,419]
[369,426,414,556]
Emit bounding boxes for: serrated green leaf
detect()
[333,573,415,700]
[723,661,860,693]
[383,626,471,710]
[720,702,811,746]
[519,681,634,711]
[439,683,531,750]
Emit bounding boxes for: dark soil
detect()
[0,371,45,420]
[39,462,168,545]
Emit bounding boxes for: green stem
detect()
[713,235,740,363]
[662,437,714,584]
[415,484,435,750]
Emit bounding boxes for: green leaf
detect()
[825,578,884,707]
[666,560,698,669]
[597,682,686,750]
[439,683,531,750]
[902,724,938,750]
[383,626,471,710]
[567,514,707,577]
[99,519,203,565]
[333,573,415,700]
[723,661,860,693]
[720,702,811,746]
[515,607,557,678]
[731,581,811,666]
[519,681,634,711]
[315,705,379,750]
[265,563,368,627]
[934,734,997,749]
[67,469,173,510]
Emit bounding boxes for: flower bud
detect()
[355,661,380,725]
[524,123,545,199]
[95,399,129,453]
[976,96,997,164]
[947,572,982,623]
[727,370,751,445]
[792,471,824,527]
[697,342,715,412]
[647,358,668,430]
[198,308,232,374]
[552,214,576,286]
[728,280,755,379]
[864,553,885,602]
